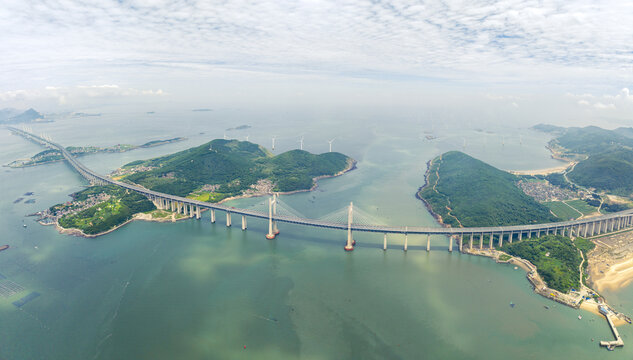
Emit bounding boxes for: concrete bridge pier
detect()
[189,204,194,218]
[426,234,431,252]
[196,206,201,220]
[583,223,589,237]
[210,209,216,223]
[498,233,503,248]
[479,233,483,249]
[404,228,408,252]
[489,233,493,249]
[383,234,387,251]
[458,236,463,252]
[508,232,513,244]
[241,215,247,230]
[448,236,453,252]
[518,231,523,241]
[469,233,473,250]
[226,212,231,227]
[170,200,175,212]
[590,222,596,236]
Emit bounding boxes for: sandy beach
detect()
[506,162,573,176]
[579,302,628,326]
[590,254,633,292]
[587,230,633,293]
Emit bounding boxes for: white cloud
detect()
[1,0,633,90]
[0,85,165,105]
[577,100,590,106]
[593,102,616,110]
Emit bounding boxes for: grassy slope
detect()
[418,151,557,227]
[543,201,579,221]
[123,139,351,198]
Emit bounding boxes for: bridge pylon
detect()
[266,196,276,239]
[344,202,354,251]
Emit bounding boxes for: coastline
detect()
[217,158,357,204]
[415,157,449,228]
[416,157,630,324]
[51,158,357,238]
[54,211,189,238]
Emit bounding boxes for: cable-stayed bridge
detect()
[10,126,633,252]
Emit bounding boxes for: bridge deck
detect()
[10,126,633,236]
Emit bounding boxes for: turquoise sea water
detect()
[1,109,631,359]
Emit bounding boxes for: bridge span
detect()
[10,126,633,252]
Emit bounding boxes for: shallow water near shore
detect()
[1,109,632,359]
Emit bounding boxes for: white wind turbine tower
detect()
[272,136,276,151]
[223,133,227,140]
[299,136,304,150]
[327,138,335,153]
[245,134,250,142]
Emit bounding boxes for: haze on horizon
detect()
[2,0,633,128]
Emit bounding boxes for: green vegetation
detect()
[564,200,599,215]
[418,151,557,227]
[122,139,352,199]
[551,126,633,155]
[503,235,584,293]
[55,186,155,235]
[498,254,512,261]
[568,149,633,195]
[543,201,580,221]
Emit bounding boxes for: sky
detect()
[1,0,633,125]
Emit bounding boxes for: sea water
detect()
[0,108,631,359]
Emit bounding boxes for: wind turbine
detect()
[223,133,227,140]
[327,138,335,153]
[299,136,304,150]
[272,136,276,151]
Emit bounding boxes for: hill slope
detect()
[418,151,557,227]
[122,139,353,199]
[568,148,633,195]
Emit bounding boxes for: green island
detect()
[416,151,605,295]
[417,151,557,228]
[117,139,354,202]
[45,139,354,236]
[49,185,157,235]
[6,137,186,168]
[502,235,595,293]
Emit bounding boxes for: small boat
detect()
[0,245,9,252]
[23,224,27,228]
[510,302,515,308]
[578,315,582,320]
[544,305,550,309]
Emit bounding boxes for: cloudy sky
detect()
[2,0,633,120]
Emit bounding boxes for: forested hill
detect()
[418,151,557,227]
[533,124,633,194]
[533,124,633,155]
[568,149,633,195]
[121,139,353,199]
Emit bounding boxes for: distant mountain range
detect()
[0,108,46,124]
